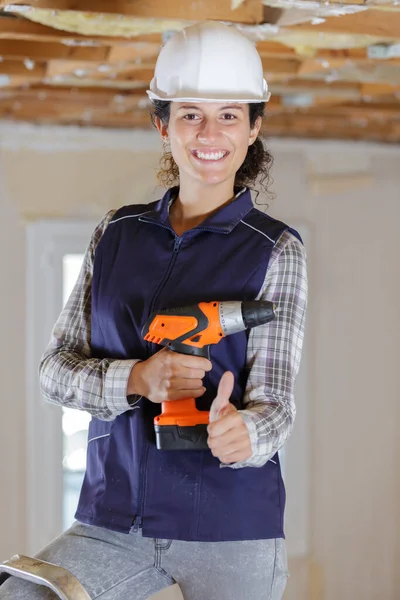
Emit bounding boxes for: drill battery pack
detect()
[154,424,209,451]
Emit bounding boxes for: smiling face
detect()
[155,102,262,190]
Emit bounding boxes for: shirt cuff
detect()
[219,409,274,470]
[104,359,142,417]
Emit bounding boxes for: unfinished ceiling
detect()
[0,0,399,143]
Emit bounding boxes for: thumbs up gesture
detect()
[207,372,252,464]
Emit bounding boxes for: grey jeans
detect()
[0,521,289,600]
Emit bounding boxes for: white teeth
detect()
[195,151,227,161]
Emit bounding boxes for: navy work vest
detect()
[75,188,301,542]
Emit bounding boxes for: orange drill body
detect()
[143,301,226,430]
[143,301,224,356]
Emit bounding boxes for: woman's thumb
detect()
[209,371,235,423]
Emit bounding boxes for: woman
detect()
[0,21,307,600]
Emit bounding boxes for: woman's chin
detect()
[192,168,234,187]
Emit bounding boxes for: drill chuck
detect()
[218,300,276,336]
[241,301,276,329]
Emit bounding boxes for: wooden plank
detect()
[258,42,400,68]
[269,78,361,95]
[105,67,154,82]
[1,0,265,23]
[42,76,149,89]
[0,105,151,127]
[262,57,301,75]
[289,9,400,39]
[46,60,104,77]
[28,83,149,96]
[261,114,399,140]
[46,59,153,78]
[360,83,400,96]
[0,59,46,77]
[0,17,163,44]
[297,58,350,78]
[0,39,109,61]
[2,105,399,141]
[107,43,160,63]
[0,88,148,114]
[257,43,368,61]
[314,102,400,118]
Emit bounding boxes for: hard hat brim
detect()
[146,90,272,103]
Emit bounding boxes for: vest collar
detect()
[139,187,254,234]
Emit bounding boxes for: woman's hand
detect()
[207,372,252,464]
[127,348,212,404]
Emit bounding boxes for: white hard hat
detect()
[147,21,271,103]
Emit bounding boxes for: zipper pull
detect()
[174,237,182,252]
[131,516,142,533]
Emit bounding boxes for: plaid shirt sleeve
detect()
[39,210,142,421]
[225,230,308,469]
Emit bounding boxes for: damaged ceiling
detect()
[0,0,399,143]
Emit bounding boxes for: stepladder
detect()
[0,555,184,599]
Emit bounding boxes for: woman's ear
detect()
[155,116,168,142]
[248,116,262,146]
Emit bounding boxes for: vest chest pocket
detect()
[87,419,113,445]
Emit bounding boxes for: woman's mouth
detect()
[191,150,230,162]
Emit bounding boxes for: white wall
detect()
[0,159,27,561]
[0,123,399,600]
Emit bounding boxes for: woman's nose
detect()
[197,119,220,143]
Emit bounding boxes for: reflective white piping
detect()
[110,211,153,224]
[87,433,110,444]
[240,219,276,244]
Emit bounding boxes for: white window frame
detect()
[26,219,310,558]
[26,219,97,555]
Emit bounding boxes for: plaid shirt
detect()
[39,207,308,469]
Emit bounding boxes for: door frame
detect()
[26,219,96,554]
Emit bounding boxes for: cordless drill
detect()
[142,300,277,451]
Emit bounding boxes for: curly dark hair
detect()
[149,101,273,198]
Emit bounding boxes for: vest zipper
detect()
[146,235,183,343]
[131,515,142,533]
[137,233,183,529]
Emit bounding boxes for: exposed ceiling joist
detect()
[0,1,398,143]
[0,16,163,44]
[0,0,266,23]
[291,9,400,40]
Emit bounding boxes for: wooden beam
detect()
[1,103,399,142]
[258,42,400,72]
[289,9,400,40]
[269,78,361,95]
[42,76,149,89]
[46,59,154,79]
[261,114,400,142]
[45,60,104,77]
[46,56,302,84]
[0,103,151,127]
[360,83,400,97]
[0,58,46,76]
[0,87,149,113]
[28,82,149,96]
[107,43,160,63]
[0,16,163,44]
[311,101,400,119]
[105,67,154,83]
[0,39,110,61]
[261,57,300,75]
[1,0,265,23]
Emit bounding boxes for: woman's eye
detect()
[183,114,200,121]
[221,113,236,120]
